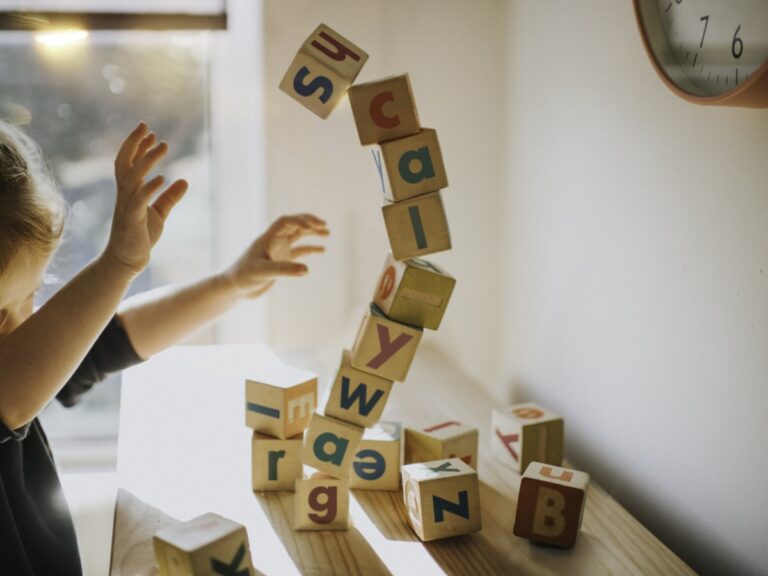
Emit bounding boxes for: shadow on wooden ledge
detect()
[254,491,393,576]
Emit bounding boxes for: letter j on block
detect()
[350,303,423,382]
[513,462,590,549]
[279,23,369,119]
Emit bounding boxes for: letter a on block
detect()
[314,432,349,466]
[301,414,363,478]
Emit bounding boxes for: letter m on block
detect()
[340,377,385,417]
[433,490,470,523]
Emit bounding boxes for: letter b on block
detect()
[279,23,368,119]
[513,462,590,548]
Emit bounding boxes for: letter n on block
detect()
[401,458,481,541]
[251,433,302,492]
[153,512,254,575]
[325,349,393,427]
[348,74,421,145]
[301,413,364,479]
[279,23,369,119]
[245,364,317,439]
[379,128,448,202]
[374,253,456,330]
[491,402,564,473]
[350,421,401,491]
[382,191,451,261]
[295,475,349,531]
[513,462,590,548]
[350,303,423,382]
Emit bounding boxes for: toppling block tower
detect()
[154,512,255,576]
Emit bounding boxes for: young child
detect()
[0,120,328,575]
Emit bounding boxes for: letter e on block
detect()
[350,421,402,491]
[279,23,368,119]
[513,462,590,548]
[295,475,350,531]
[153,512,254,575]
[401,457,481,541]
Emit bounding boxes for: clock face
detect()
[636,0,768,99]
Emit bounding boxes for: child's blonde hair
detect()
[0,120,65,275]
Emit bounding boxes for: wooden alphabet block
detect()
[401,458,481,541]
[348,74,421,145]
[325,349,394,428]
[301,413,364,479]
[379,128,448,202]
[154,512,254,575]
[251,432,303,492]
[382,191,451,260]
[404,421,478,469]
[491,402,564,473]
[513,462,590,548]
[373,253,456,330]
[350,421,402,491]
[279,23,368,119]
[350,303,423,382]
[294,474,349,531]
[244,364,317,440]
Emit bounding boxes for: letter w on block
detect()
[367,325,413,369]
[210,543,249,576]
[340,377,385,417]
[433,490,469,522]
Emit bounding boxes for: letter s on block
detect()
[293,66,334,103]
[308,486,338,524]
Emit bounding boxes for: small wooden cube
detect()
[154,512,254,575]
[373,253,456,330]
[402,458,481,541]
[325,349,394,428]
[350,421,402,491]
[348,74,421,145]
[301,413,364,479]
[244,364,317,440]
[491,402,564,473]
[382,191,451,261]
[350,303,423,382]
[513,462,590,548]
[251,432,303,492]
[404,421,478,469]
[294,474,350,531]
[279,23,368,119]
[379,128,448,202]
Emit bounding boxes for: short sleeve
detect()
[56,315,143,408]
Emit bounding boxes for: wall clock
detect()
[633,0,768,107]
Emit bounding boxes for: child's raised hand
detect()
[224,214,329,298]
[106,122,188,274]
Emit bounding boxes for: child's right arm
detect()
[0,122,187,430]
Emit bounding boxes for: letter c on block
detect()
[370,91,399,129]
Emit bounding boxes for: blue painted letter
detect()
[353,449,385,481]
[293,66,333,103]
[340,377,385,417]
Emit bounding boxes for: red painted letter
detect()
[366,324,412,369]
[310,31,361,62]
[370,91,399,128]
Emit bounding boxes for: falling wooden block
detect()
[348,74,420,145]
[154,512,254,575]
[295,473,350,531]
[279,23,368,119]
[402,458,481,541]
[404,421,478,469]
[244,364,317,440]
[350,421,402,491]
[491,402,564,474]
[382,191,451,261]
[251,432,303,492]
[350,303,423,382]
[325,349,394,428]
[379,128,448,202]
[373,253,456,330]
[301,413,364,479]
[513,462,590,548]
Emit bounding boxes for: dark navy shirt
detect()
[0,317,142,575]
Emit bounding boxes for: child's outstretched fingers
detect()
[151,179,189,222]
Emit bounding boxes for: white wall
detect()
[262,0,506,385]
[504,2,768,575]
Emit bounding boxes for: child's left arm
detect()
[116,213,328,359]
